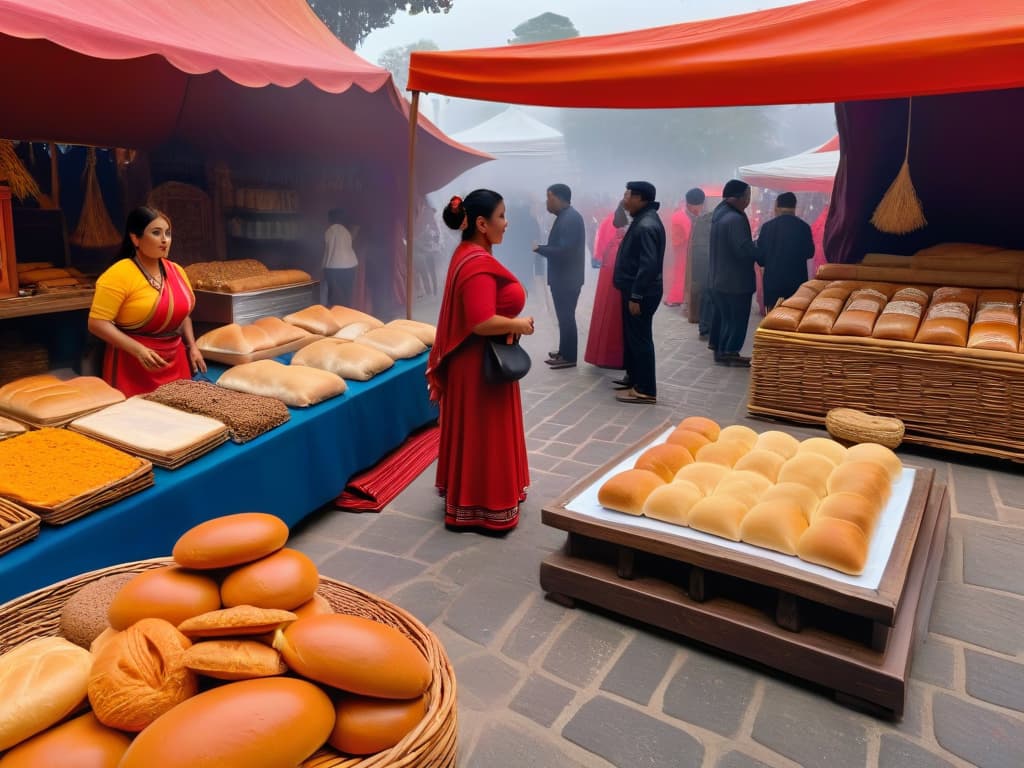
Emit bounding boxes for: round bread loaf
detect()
[59,573,134,649]
[117,677,335,768]
[330,694,427,756]
[687,495,749,541]
[88,618,198,732]
[677,416,720,441]
[0,712,130,768]
[107,567,221,631]
[220,548,319,611]
[641,480,703,526]
[717,424,759,450]
[173,513,289,570]
[844,443,902,482]
[274,614,431,699]
[665,428,711,458]
[826,461,892,508]
[761,482,820,521]
[293,593,334,620]
[733,449,785,482]
[797,517,870,575]
[815,492,881,536]
[754,430,800,459]
[597,469,664,515]
[695,440,748,468]
[634,443,693,481]
[0,637,92,751]
[673,462,728,495]
[778,453,835,498]
[739,499,809,555]
[797,437,847,466]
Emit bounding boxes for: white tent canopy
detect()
[738,139,839,194]
[450,106,565,159]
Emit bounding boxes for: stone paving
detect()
[291,272,1024,767]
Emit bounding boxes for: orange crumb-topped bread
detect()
[0,428,145,507]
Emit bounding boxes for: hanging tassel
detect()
[871,98,927,235]
[71,148,122,248]
[0,140,42,201]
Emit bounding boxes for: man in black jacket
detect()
[612,180,666,404]
[534,183,586,369]
[709,179,757,367]
[756,191,815,309]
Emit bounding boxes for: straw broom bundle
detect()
[71,147,122,248]
[871,97,927,235]
[0,140,42,201]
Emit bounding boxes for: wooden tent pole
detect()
[48,143,60,206]
[406,90,421,320]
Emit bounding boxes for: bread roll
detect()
[597,469,664,515]
[843,443,902,482]
[0,712,130,768]
[250,316,311,347]
[753,430,800,459]
[761,482,820,521]
[217,359,347,407]
[777,453,834,498]
[641,480,703,526]
[177,605,298,638]
[220,548,319,611]
[826,461,892,507]
[797,517,869,575]
[182,639,286,680]
[797,437,847,466]
[59,573,133,649]
[722,470,773,495]
[274,614,431,699]
[781,280,827,310]
[633,443,693,481]
[831,288,889,336]
[291,338,395,381]
[711,480,760,511]
[293,593,334,620]
[117,677,335,768]
[915,288,978,346]
[196,323,253,354]
[814,492,881,536]
[330,694,427,756]
[873,299,925,341]
[695,440,748,468]
[107,567,221,631]
[797,294,845,334]
[733,449,785,482]
[739,499,810,555]
[673,462,729,495]
[687,496,749,541]
[717,424,759,450]
[665,428,711,458]
[352,328,428,360]
[88,618,197,732]
[328,305,385,330]
[761,305,804,331]
[968,320,1019,352]
[333,321,372,340]
[676,416,720,441]
[239,324,275,352]
[173,512,290,570]
[283,305,340,336]
[0,637,91,751]
[89,628,119,657]
[385,319,436,346]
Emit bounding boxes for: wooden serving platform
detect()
[539,431,950,719]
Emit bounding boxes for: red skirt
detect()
[103,334,191,397]
[584,262,624,369]
[435,336,529,531]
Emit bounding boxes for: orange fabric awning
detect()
[408,0,1024,107]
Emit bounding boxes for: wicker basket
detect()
[826,408,905,449]
[0,558,457,768]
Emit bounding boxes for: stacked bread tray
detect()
[0,498,40,556]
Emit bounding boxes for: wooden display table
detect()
[540,429,949,719]
[0,288,94,319]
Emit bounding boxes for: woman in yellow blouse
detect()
[88,207,205,396]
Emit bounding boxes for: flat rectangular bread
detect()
[284,305,341,336]
[0,415,26,439]
[761,305,804,331]
[197,324,257,355]
[385,319,436,346]
[328,305,384,330]
[290,339,394,381]
[217,360,346,407]
[914,287,978,346]
[352,327,427,360]
[69,397,228,456]
[217,270,312,293]
[0,375,125,423]
[781,280,828,311]
[967,290,1020,352]
[830,287,891,336]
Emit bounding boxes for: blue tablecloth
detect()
[0,352,436,604]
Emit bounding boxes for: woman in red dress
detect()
[584,202,627,369]
[427,190,534,532]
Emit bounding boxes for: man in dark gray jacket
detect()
[708,179,757,367]
[612,180,666,403]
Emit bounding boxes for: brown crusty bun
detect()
[59,573,134,649]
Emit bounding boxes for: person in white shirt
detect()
[323,207,358,307]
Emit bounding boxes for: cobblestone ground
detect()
[291,269,1024,767]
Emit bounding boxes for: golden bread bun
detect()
[329,694,427,756]
[761,482,820,521]
[641,480,703,526]
[88,618,197,732]
[274,614,431,699]
[665,428,711,458]
[733,449,786,482]
[717,424,759,450]
[117,677,335,768]
[293,593,334,620]
[797,518,870,575]
[814,492,881,536]
[89,627,119,657]
[677,416,720,441]
[107,567,221,631]
[598,469,665,515]
[739,499,810,555]
[722,470,773,496]
[778,453,835,498]
[0,712,130,768]
[695,440,748,468]
[797,437,847,466]
[687,496,749,541]
[182,639,287,680]
[634,443,694,482]
[220,548,320,611]
[844,443,902,482]
[826,461,892,507]
[173,512,289,570]
[673,462,729,495]
[712,480,760,511]
[177,606,298,639]
[754,430,800,459]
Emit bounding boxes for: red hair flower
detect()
[449,196,462,210]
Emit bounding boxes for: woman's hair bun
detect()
[441,196,466,230]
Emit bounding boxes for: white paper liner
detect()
[564,428,917,591]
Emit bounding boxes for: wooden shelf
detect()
[0,289,94,319]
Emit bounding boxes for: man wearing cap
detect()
[665,188,706,308]
[612,181,666,404]
[535,183,586,370]
[709,179,758,367]
[756,191,815,310]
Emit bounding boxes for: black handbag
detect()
[484,334,531,384]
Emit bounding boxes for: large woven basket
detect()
[0,558,457,768]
